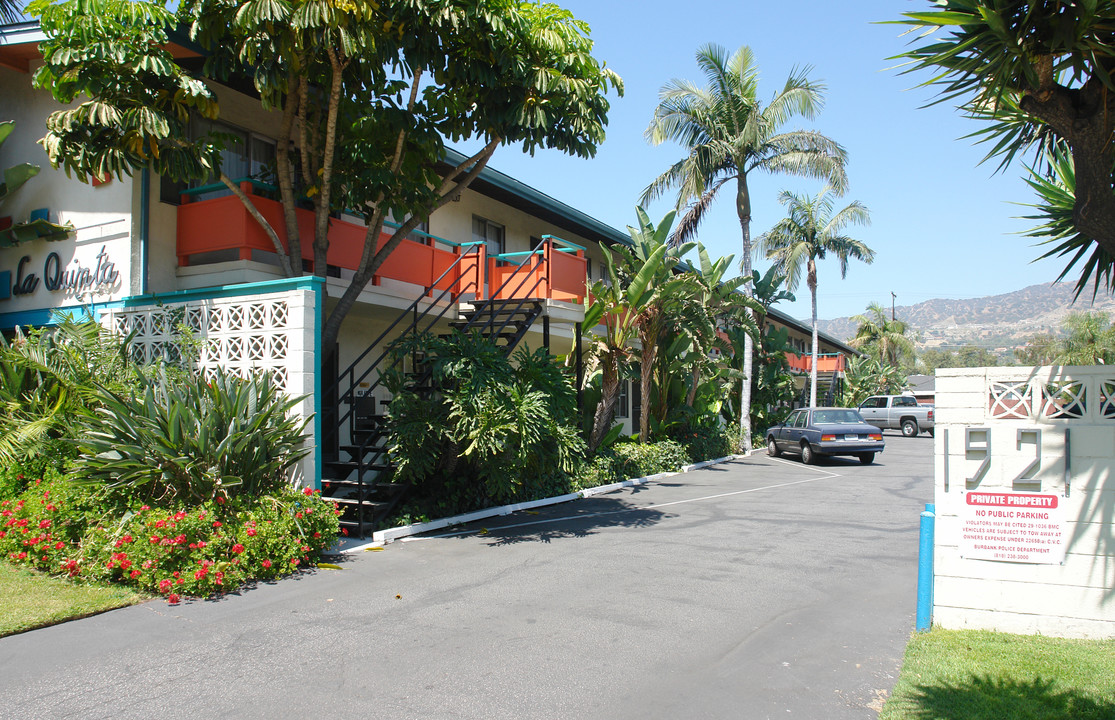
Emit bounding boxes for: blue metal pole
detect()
[916,507,936,632]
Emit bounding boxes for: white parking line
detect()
[402,464,842,541]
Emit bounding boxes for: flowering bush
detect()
[1,477,340,600]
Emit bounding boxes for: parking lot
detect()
[0,435,934,719]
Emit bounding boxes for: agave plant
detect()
[70,367,311,503]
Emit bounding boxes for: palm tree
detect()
[849,302,916,370]
[0,0,23,23]
[760,186,873,407]
[642,43,848,452]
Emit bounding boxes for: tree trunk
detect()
[736,172,754,454]
[590,352,621,452]
[809,259,818,408]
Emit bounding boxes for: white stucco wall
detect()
[934,366,1115,638]
[1,63,135,318]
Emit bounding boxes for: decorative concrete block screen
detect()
[935,366,1115,638]
[100,286,318,486]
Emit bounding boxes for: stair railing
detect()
[323,242,486,458]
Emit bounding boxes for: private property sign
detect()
[958,491,1066,564]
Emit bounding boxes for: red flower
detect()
[212,521,222,528]
[313,532,321,539]
[38,519,51,529]
[129,570,141,579]
[341,528,349,536]
[45,504,57,512]
[290,558,299,566]
[303,487,313,496]
[16,552,27,560]
[262,559,272,569]
[231,543,245,554]
[155,519,166,528]
[167,593,180,604]
[159,579,172,592]
[294,512,303,519]
[215,496,225,505]
[122,535,133,543]
[140,505,150,511]
[54,541,64,549]
[196,541,206,549]
[246,528,257,537]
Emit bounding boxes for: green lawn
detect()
[880,628,1115,720]
[0,564,148,637]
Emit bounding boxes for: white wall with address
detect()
[935,366,1115,638]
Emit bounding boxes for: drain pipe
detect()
[916,503,935,632]
[139,169,150,295]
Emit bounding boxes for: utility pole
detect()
[891,291,896,321]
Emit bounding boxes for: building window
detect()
[616,379,630,419]
[160,119,277,204]
[473,216,505,257]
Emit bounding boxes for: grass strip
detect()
[880,628,1115,720]
[0,563,148,638]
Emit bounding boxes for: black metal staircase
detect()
[799,370,844,407]
[321,241,552,538]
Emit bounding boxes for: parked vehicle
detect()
[856,395,935,437]
[765,407,885,465]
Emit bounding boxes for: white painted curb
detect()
[334,454,741,554]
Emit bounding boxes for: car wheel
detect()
[767,437,780,457]
[901,419,918,437]
[858,452,875,465]
[800,442,815,465]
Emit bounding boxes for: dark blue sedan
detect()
[765,407,885,465]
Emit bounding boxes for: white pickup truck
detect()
[856,395,934,437]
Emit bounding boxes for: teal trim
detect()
[310,276,324,491]
[0,300,127,329]
[542,234,586,252]
[124,276,322,307]
[381,219,457,247]
[496,250,540,258]
[180,177,277,197]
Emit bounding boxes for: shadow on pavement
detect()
[463,495,672,546]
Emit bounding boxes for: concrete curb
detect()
[331,454,741,554]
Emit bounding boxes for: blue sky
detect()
[459,0,1076,323]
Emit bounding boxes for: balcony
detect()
[785,352,846,375]
[176,182,587,304]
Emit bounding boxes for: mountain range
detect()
[817,282,1115,353]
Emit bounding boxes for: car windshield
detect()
[812,410,863,425]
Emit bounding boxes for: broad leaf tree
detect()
[893,1,1115,297]
[760,185,872,406]
[28,0,621,349]
[642,44,847,452]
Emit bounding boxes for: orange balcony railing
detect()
[785,352,846,374]
[487,235,586,304]
[177,184,585,303]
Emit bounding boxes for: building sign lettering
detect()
[5,245,119,300]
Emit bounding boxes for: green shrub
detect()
[385,333,586,508]
[570,439,692,492]
[666,417,733,462]
[0,318,133,464]
[70,367,310,504]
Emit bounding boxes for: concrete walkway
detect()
[0,435,933,719]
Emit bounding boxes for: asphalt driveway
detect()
[0,435,933,719]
